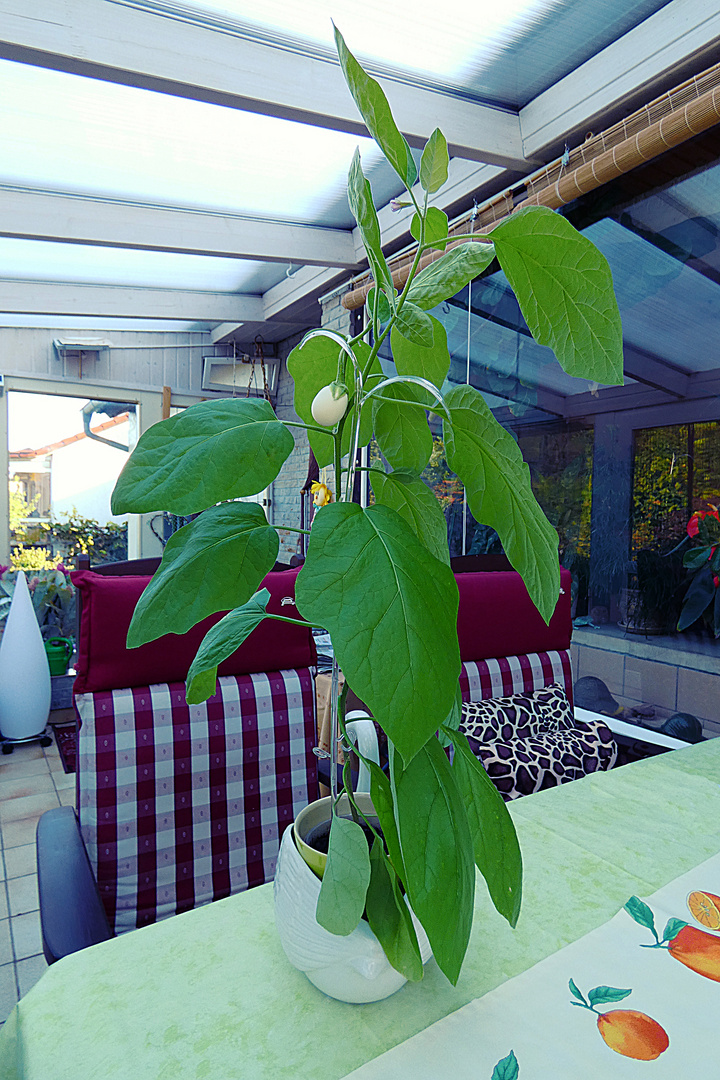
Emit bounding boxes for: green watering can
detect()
[44,637,73,676]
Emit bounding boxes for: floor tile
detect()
[0,919,12,967]
[46,747,66,768]
[16,953,48,998]
[7,875,38,918]
[0,774,56,803]
[0,888,7,923]
[0,745,44,765]
[0,963,18,1025]
[10,911,43,961]
[0,817,44,850]
[50,769,75,792]
[3,845,35,881]
[0,792,60,825]
[57,787,76,808]
[0,758,51,783]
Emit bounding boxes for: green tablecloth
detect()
[2,739,719,1080]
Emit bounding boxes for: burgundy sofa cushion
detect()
[72,568,316,694]
[456,568,572,663]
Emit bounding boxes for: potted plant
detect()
[677,505,720,637]
[111,27,622,995]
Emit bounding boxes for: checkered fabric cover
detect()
[459,650,573,706]
[75,668,317,935]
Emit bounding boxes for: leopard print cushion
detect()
[467,719,618,801]
[460,684,618,801]
[460,682,574,744]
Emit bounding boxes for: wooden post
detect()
[162,386,172,420]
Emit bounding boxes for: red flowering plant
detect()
[677,504,720,637]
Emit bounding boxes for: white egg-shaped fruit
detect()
[311,383,349,426]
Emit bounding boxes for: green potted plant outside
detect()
[111,27,623,990]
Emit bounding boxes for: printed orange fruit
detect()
[687,890,720,930]
[668,924,720,981]
[596,1010,669,1060]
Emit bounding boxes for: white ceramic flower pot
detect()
[273,801,432,1003]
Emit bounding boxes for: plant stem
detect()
[283,419,334,436]
[441,232,494,244]
[264,613,322,628]
[329,655,341,805]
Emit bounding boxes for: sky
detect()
[8,391,94,453]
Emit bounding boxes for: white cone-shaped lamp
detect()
[0,572,51,740]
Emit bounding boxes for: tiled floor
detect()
[0,718,76,1026]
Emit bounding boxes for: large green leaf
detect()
[444,727,522,927]
[316,815,371,936]
[366,286,393,327]
[127,502,278,647]
[366,760,406,880]
[411,207,448,252]
[444,384,560,623]
[287,334,373,469]
[678,563,716,630]
[407,242,496,311]
[111,398,293,516]
[372,384,433,473]
[684,546,713,571]
[348,148,394,296]
[334,25,417,189]
[295,502,460,763]
[391,738,474,985]
[491,206,624,386]
[185,589,271,704]
[365,840,423,981]
[370,469,449,565]
[391,315,451,390]
[395,302,435,348]
[419,128,449,194]
[437,683,463,749]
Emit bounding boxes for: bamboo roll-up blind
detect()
[342,61,720,311]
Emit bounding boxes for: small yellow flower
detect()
[311,481,333,508]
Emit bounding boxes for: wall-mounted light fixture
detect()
[201,341,279,396]
[54,337,112,378]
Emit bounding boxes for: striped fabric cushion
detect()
[459,650,573,706]
[75,668,317,935]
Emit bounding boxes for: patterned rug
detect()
[53,724,77,774]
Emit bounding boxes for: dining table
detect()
[1,737,719,1080]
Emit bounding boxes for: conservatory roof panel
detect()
[0,0,716,344]
[182,0,673,107]
[0,58,389,227]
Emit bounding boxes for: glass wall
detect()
[378,126,720,740]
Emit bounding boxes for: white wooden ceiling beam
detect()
[0,280,264,321]
[209,320,305,344]
[521,0,720,158]
[0,0,529,170]
[265,160,507,319]
[361,159,506,261]
[0,187,358,268]
[210,323,242,344]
